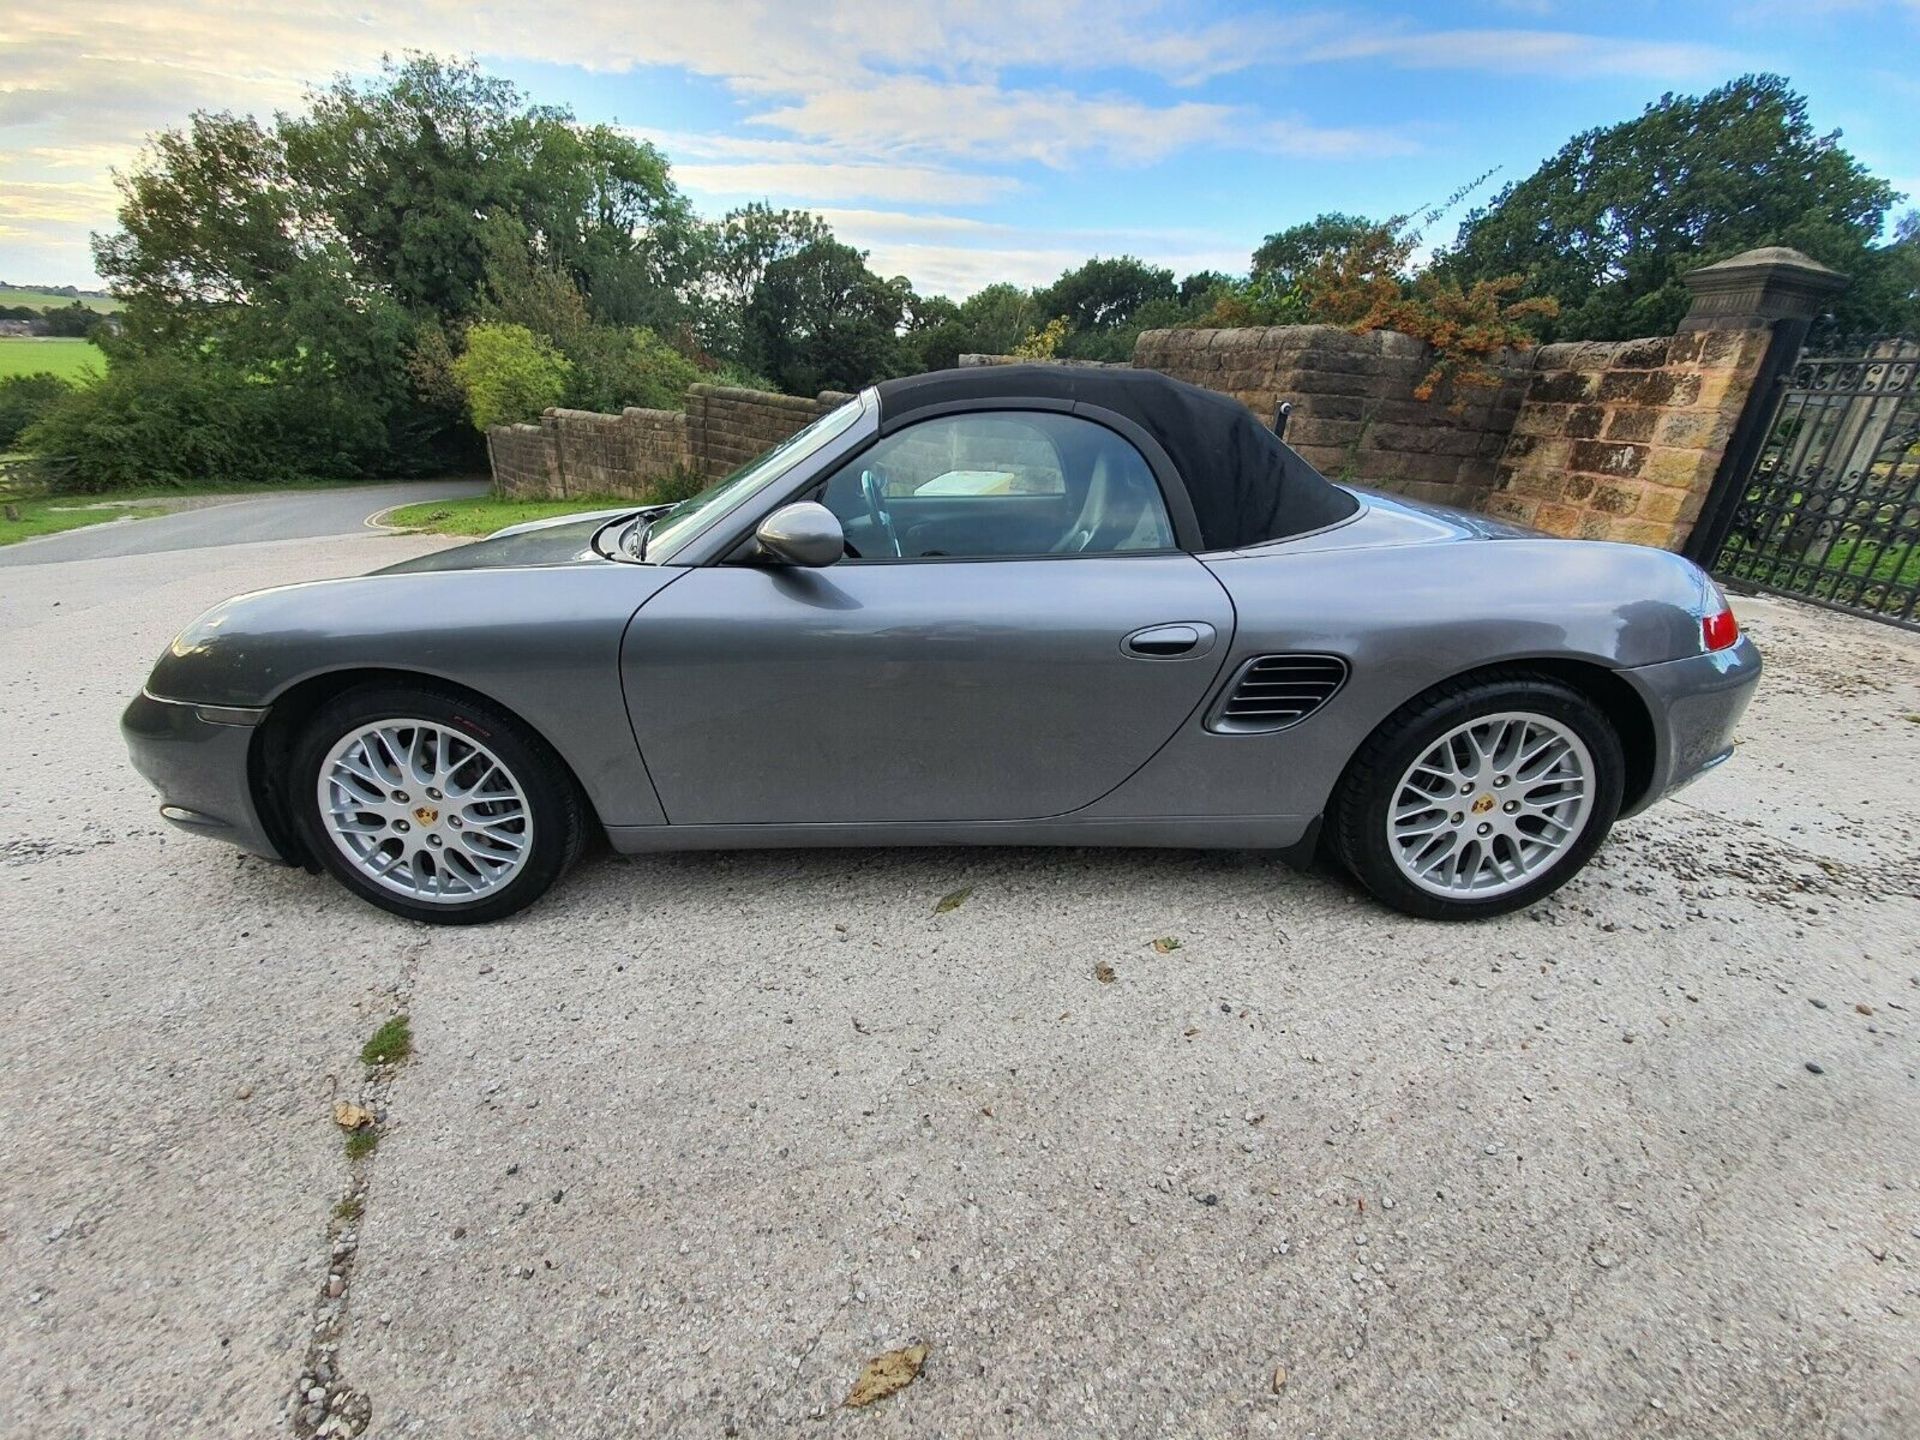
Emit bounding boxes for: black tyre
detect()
[1329,672,1625,920]
[289,682,586,925]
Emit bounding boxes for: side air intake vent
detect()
[1208,654,1349,734]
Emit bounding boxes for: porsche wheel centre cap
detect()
[413,805,440,826]
[1470,793,1496,815]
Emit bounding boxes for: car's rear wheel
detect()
[1329,672,1624,920]
[290,683,585,924]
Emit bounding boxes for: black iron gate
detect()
[1706,335,1920,627]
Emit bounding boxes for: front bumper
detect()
[121,691,287,862]
[1619,635,1762,815]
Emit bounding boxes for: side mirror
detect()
[754,501,844,567]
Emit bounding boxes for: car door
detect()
[622,409,1235,826]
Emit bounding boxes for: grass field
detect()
[0,495,152,546]
[384,494,638,537]
[0,288,121,313]
[0,337,104,381]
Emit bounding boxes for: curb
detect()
[363,504,417,533]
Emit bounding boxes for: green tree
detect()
[904,283,1046,371]
[956,283,1040,355]
[279,56,551,317]
[39,302,107,338]
[0,374,74,448]
[1251,214,1382,288]
[1177,270,1235,308]
[1034,256,1176,358]
[1440,75,1906,339]
[23,354,300,490]
[702,203,831,358]
[563,325,701,413]
[81,54,716,481]
[94,111,306,316]
[902,291,963,372]
[475,223,699,412]
[278,55,698,325]
[742,240,908,395]
[530,123,702,335]
[451,323,572,429]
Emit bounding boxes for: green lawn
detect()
[384,494,638,537]
[0,495,153,546]
[0,337,104,381]
[0,287,121,312]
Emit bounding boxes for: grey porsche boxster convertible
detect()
[123,365,1759,924]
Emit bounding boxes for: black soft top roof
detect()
[873,364,1359,550]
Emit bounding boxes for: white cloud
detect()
[1304,28,1735,78]
[634,129,1029,207]
[674,161,1024,208]
[0,179,121,222]
[748,77,1245,167]
[806,207,1249,295]
[0,2,1752,285]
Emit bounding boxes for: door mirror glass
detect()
[754,501,844,567]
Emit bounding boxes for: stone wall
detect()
[487,383,850,500]
[685,386,843,480]
[544,406,689,500]
[488,423,556,498]
[1488,330,1770,547]
[1133,326,1530,513]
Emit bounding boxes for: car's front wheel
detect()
[290,683,585,924]
[1329,672,1625,920]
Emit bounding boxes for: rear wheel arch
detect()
[1489,658,1657,815]
[250,668,601,868]
[1340,657,1654,818]
[1327,663,1631,918]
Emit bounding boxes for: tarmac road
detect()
[1,527,1916,1438]
[0,479,486,567]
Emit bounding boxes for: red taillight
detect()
[1701,606,1740,652]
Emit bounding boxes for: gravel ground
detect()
[1,531,1916,1439]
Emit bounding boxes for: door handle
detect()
[1123,623,1217,659]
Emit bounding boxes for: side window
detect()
[816,411,1175,560]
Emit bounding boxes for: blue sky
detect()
[4,1,1917,296]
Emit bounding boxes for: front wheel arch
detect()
[250,667,602,869]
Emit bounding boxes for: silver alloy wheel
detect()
[317,718,533,904]
[1386,710,1595,899]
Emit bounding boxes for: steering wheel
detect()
[858,467,902,558]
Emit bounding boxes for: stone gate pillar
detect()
[1675,246,1847,563]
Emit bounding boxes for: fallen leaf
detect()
[844,1343,929,1407]
[1183,1026,1200,1038]
[1093,962,1117,984]
[333,1101,374,1131]
[1856,1002,1874,1015]
[933,887,973,914]
[1272,1364,1289,1392]
[1152,936,1182,954]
